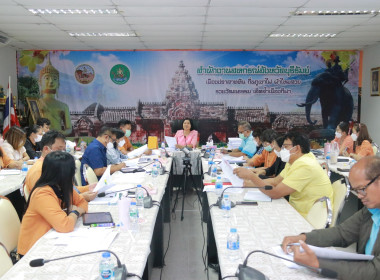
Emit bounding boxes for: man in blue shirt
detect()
[223,121,257,158]
[80,126,125,185]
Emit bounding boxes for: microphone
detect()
[216,186,273,209]
[30,250,128,280]
[236,249,338,279]
[98,186,153,208]
[154,159,166,175]
[121,161,155,173]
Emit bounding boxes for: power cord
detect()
[127,273,142,279]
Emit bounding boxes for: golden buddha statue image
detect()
[38,56,72,135]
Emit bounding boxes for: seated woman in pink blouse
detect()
[175,118,198,149]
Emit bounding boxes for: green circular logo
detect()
[110,64,130,85]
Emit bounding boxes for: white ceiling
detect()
[0,0,379,50]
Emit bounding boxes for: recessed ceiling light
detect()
[269,33,336,38]
[292,10,379,16]
[28,8,118,15]
[69,32,136,37]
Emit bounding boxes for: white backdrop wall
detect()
[362,43,380,145]
[0,46,17,98]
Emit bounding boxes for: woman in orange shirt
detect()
[331,121,354,155]
[345,123,374,161]
[17,151,88,257]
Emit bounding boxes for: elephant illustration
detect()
[297,63,353,129]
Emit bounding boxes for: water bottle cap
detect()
[217,176,221,179]
[326,156,331,159]
[137,184,142,188]
[223,194,229,198]
[102,252,111,258]
[131,202,136,205]
[230,228,237,233]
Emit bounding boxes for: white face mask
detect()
[106,142,114,150]
[35,135,42,143]
[335,132,342,139]
[280,147,295,163]
[351,133,358,141]
[118,139,126,147]
[274,149,281,157]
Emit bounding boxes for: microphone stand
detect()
[98,186,153,208]
[216,185,273,209]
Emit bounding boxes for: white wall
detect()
[0,46,17,98]
[362,42,380,145]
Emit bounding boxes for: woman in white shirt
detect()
[2,126,30,167]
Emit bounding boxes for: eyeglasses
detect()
[282,143,293,149]
[351,173,380,196]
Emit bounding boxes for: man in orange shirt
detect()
[118,119,134,155]
[247,129,278,169]
[24,130,97,201]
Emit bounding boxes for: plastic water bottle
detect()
[227,228,240,261]
[160,142,166,158]
[215,176,223,196]
[152,164,158,178]
[222,194,231,218]
[80,141,86,152]
[21,162,28,175]
[99,252,115,280]
[210,148,215,159]
[136,185,144,208]
[325,152,331,177]
[210,162,218,180]
[129,202,139,232]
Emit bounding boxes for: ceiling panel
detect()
[0,23,59,31]
[125,17,204,25]
[136,31,202,37]
[210,0,307,7]
[0,16,47,24]
[133,24,204,31]
[206,17,286,25]
[113,0,208,6]
[208,7,293,17]
[0,6,32,16]
[204,25,272,32]
[59,25,133,32]
[119,7,207,17]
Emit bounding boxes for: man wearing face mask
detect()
[118,119,134,155]
[106,128,129,165]
[223,121,257,158]
[80,126,126,185]
[234,131,333,218]
[247,129,278,168]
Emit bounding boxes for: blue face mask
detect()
[125,130,131,137]
[239,133,247,140]
[264,145,273,152]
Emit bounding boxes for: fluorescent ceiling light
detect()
[269,33,336,38]
[28,8,118,15]
[69,32,136,37]
[292,10,379,16]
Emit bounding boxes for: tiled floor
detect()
[151,192,219,280]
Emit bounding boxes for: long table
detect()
[1,157,172,280]
[202,157,329,280]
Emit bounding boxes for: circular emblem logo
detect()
[75,64,95,84]
[110,64,130,85]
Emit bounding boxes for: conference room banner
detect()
[16,50,360,142]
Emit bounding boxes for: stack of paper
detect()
[227,137,242,150]
[244,190,272,202]
[222,155,246,164]
[164,136,177,149]
[0,169,21,175]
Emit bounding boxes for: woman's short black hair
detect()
[26,151,75,215]
[111,128,125,140]
[274,135,285,147]
[182,118,194,131]
[25,124,41,138]
[337,122,349,134]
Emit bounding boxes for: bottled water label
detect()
[100,269,113,279]
[227,240,239,250]
[222,203,231,210]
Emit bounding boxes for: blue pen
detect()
[90,223,115,227]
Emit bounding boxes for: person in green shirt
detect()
[234,131,333,218]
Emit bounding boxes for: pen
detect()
[280,243,300,247]
[90,223,115,228]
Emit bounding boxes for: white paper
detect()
[93,165,114,193]
[272,246,303,269]
[0,169,21,175]
[203,185,244,194]
[123,158,140,168]
[0,176,6,181]
[220,159,244,187]
[164,136,177,149]
[222,155,246,164]
[89,195,119,205]
[244,190,272,202]
[127,144,148,158]
[307,244,374,260]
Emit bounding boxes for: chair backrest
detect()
[331,179,348,226]
[0,198,21,253]
[306,197,332,229]
[372,144,378,155]
[74,159,82,187]
[0,243,13,277]
[23,184,30,202]
[85,164,99,184]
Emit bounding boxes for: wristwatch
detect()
[70,210,80,217]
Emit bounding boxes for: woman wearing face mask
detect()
[175,118,198,149]
[247,129,278,168]
[254,136,286,179]
[1,126,30,169]
[331,122,353,156]
[344,123,374,160]
[106,128,129,165]
[24,125,43,159]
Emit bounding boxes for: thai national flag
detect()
[3,78,20,135]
